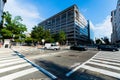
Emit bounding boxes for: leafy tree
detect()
[58,30,66,44]
[102,37,110,45]
[0,11,27,41]
[31,26,66,44]
[25,37,33,45]
[52,33,59,42]
[95,39,102,44]
[31,26,44,42]
[44,30,54,43]
[31,26,54,43]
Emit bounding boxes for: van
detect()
[44,43,60,50]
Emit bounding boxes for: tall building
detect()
[111,0,120,44]
[0,0,6,22]
[39,5,90,45]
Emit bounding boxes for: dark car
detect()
[97,45,119,51]
[70,45,87,51]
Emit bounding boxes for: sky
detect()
[4,0,118,40]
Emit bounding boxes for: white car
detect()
[44,43,60,50]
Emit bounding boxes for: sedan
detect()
[97,45,119,51]
[70,45,87,51]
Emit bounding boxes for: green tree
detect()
[103,37,110,45]
[58,30,66,45]
[95,39,102,45]
[31,26,44,42]
[52,33,59,42]
[44,30,54,43]
[31,26,54,43]
[0,11,27,41]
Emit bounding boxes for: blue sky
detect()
[4,0,117,39]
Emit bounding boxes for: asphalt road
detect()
[27,49,99,80]
[11,46,120,80]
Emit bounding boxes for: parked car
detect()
[70,45,87,51]
[44,43,60,50]
[97,45,119,51]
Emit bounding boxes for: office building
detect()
[111,0,120,44]
[39,5,90,45]
[0,0,6,22]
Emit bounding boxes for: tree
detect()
[58,30,66,45]
[31,26,54,43]
[31,26,44,42]
[52,33,59,42]
[95,39,102,45]
[44,30,54,43]
[0,11,27,41]
[31,26,66,44]
[102,37,110,45]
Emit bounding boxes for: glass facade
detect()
[0,0,6,22]
[111,0,120,43]
[39,5,90,45]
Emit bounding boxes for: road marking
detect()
[23,57,57,79]
[70,63,81,68]
[90,59,120,66]
[0,60,26,68]
[93,57,120,63]
[0,58,23,63]
[87,61,120,71]
[0,54,15,58]
[0,68,38,80]
[0,56,19,61]
[13,50,58,80]
[81,65,120,79]
[66,51,101,77]
[94,55,120,60]
[0,63,30,73]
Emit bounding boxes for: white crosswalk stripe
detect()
[0,58,23,63]
[81,51,120,79]
[0,51,50,80]
[0,60,26,68]
[0,56,19,60]
[0,68,39,80]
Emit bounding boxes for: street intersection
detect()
[0,47,120,80]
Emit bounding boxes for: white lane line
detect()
[0,60,26,68]
[0,58,23,63]
[94,56,120,60]
[0,63,30,73]
[96,54,120,58]
[70,63,81,68]
[0,68,38,80]
[93,57,120,63]
[81,65,120,79]
[0,54,14,58]
[66,51,101,77]
[90,59,120,66]
[87,61,120,71]
[0,56,19,61]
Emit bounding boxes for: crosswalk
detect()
[81,51,120,79]
[0,51,50,80]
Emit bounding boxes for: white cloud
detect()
[4,0,44,32]
[90,15,112,40]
